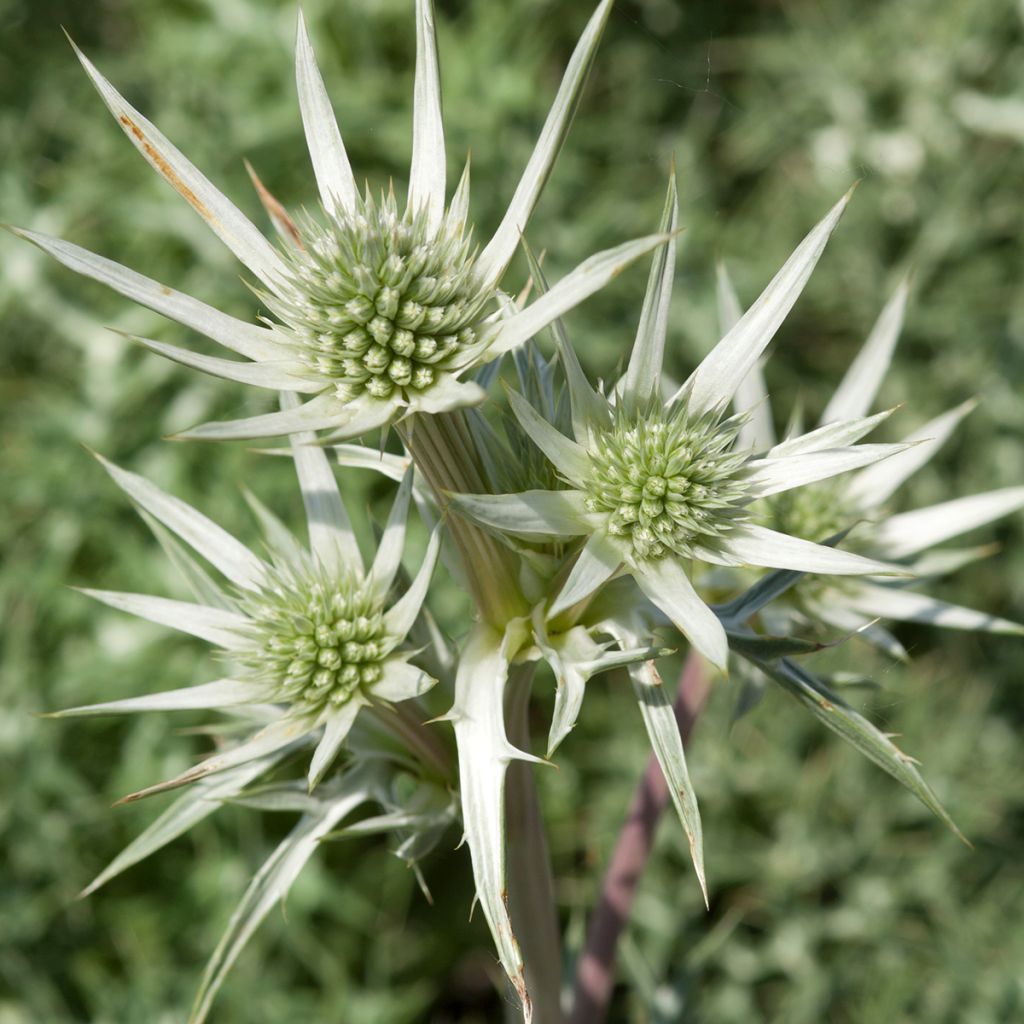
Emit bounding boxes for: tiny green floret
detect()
[235,563,394,714]
[584,406,751,560]
[267,191,494,403]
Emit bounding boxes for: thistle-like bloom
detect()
[719,270,1024,652]
[11,1,667,440]
[52,411,440,794]
[453,175,912,671]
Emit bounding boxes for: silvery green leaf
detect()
[190,772,374,1023]
[406,375,486,415]
[173,391,355,442]
[742,443,913,499]
[843,582,1024,635]
[333,444,411,482]
[477,0,615,283]
[549,532,623,618]
[606,622,708,903]
[96,454,267,591]
[507,388,590,483]
[846,399,978,508]
[81,753,290,898]
[119,715,315,805]
[486,233,675,360]
[520,238,611,440]
[370,466,415,597]
[622,168,678,411]
[715,523,908,577]
[75,588,249,648]
[295,9,358,216]
[768,407,896,458]
[449,155,472,232]
[632,558,728,671]
[450,621,533,1020]
[821,278,909,424]
[240,487,307,567]
[908,543,999,578]
[371,659,437,703]
[123,333,318,391]
[69,39,287,287]
[450,488,593,540]
[718,262,776,450]
[713,565,809,627]
[226,782,324,814]
[308,699,365,791]
[382,526,441,639]
[872,486,1024,558]
[47,679,264,718]
[683,188,853,417]
[7,227,287,361]
[138,511,233,611]
[408,0,446,229]
[725,631,828,659]
[282,392,364,575]
[751,657,965,841]
[807,599,909,662]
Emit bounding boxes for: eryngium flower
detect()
[453,174,914,670]
[51,415,439,795]
[11,1,668,441]
[720,270,1024,651]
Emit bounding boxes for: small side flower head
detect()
[53,416,441,796]
[452,171,914,671]
[12,1,671,442]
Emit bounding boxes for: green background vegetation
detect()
[2,0,1022,1020]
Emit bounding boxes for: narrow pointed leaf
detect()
[408,0,446,229]
[477,0,614,283]
[743,443,912,499]
[872,486,1024,558]
[174,392,351,442]
[622,169,678,410]
[10,227,286,361]
[295,10,358,216]
[76,589,250,648]
[632,559,728,671]
[370,467,415,597]
[190,776,372,1023]
[282,393,363,574]
[768,408,895,457]
[70,40,287,286]
[684,189,853,416]
[752,657,965,840]
[844,582,1024,635]
[49,679,264,718]
[96,455,266,590]
[371,659,437,702]
[507,388,589,483]
[549,532,622,617]
[846,399,977,508]
[307,701,364,791]
[822,278,909,424]
[487,233,673,359]
[382,526,441,639]
[450,489,593,540]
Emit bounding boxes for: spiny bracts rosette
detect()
[268,192,492,404]
[12,0,673,442]
[234,564,396,714]
[584,405,750,560]
[717,266,1024,652]
[51,438,441,797]
[451,172,914,673]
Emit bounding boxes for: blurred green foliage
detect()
[1,0,1022,1020]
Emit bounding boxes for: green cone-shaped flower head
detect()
[235,562,395,714]
[270,191,493,404]
[584,405,749,560]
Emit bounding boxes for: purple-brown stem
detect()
[569,652,711,1024]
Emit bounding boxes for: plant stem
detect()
[569,651,710,1024]
[506,665,567,1024]
[399,411,526,628]
[368,700,455,785]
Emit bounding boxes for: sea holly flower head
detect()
[719,267,1024,652]
[53,418,441,796]
[453,172,914,671]
[10,0,671,441]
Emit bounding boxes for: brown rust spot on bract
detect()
[118,114,214,222]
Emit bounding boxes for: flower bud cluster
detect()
[269,192,492,402]
[767,481,850,545]
[584,407,750,560]
[236,566,392,713]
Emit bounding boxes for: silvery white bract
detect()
[719,266,1024,656]
[11,0,668,441]
[52,409,440,796]
[452,172,914,674]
